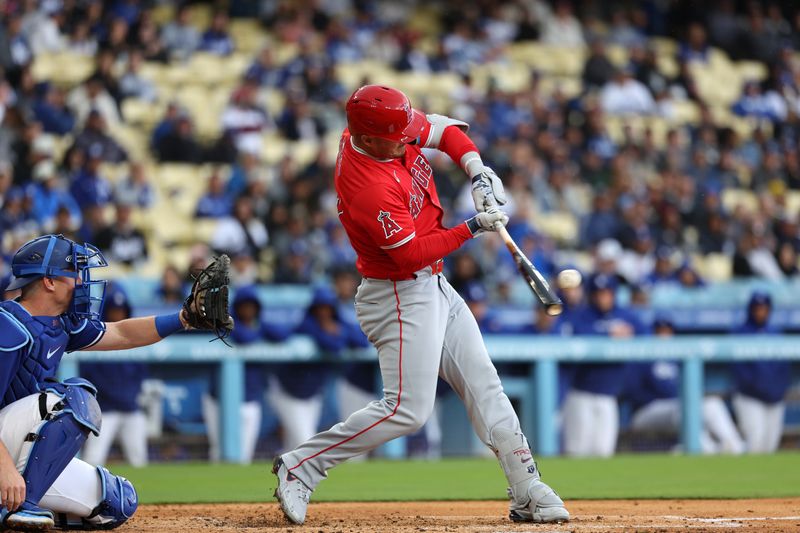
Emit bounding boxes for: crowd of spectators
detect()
[2,0,800,303]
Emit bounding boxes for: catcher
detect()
[0,234,231,531]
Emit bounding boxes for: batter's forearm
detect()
[386,224,472,273]
[438,126,480,174]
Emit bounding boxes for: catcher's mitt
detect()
[183,254,234,344]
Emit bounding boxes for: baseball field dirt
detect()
[130,498,800,532]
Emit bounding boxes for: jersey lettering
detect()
[409,155,432,188]
[408,155,433,219]
[378,211,402,239]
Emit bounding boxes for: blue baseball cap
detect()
[102,282,131,319]
[310,285,338,308]
[587,273,618,293]
[463,282,488,303]
[748,291,772,308]
[653,315,674,330]
[233,285,262,310]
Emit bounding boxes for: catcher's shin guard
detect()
[52,467,138,530]
[272,457,311,525]
[491,427,569,524]
[11,385,101,528]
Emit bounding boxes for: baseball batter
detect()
[273,85,569,525]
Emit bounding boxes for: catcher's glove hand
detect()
[183,254,234,344]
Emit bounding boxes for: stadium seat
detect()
[693,253,733,283]
[186,53,250,87]
[736,60,768,82]
[407,5,443,35]
[186,4,212,30]
[287,140,321,169]
[335,60,395,91]
[229,19,265,53]
[32,53,94,85]
[51,134,73,162]
[534,211,579,245]
[263,88,286,117]
[97,163,129,185]
[649,37,678,57]
[656,53,679,78]
[721,188,758,214]
[122,98,166,128]
[539,76,582,99]
[604,44,629,68]
[107,125,148,161]
[546,47,587,77]
[149,4,175,25]
[669,100,701,125]
[471,63,530,93]
[261,133,289,165]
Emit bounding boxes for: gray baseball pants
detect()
[282,266,522,488]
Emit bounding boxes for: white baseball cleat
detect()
[508,479,570,523]
[272,457,312,525]
[1,505,55,531]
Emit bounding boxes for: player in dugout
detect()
[0,234,230,531]
[271,85,569,525]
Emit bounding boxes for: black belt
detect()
[38,392,48,419]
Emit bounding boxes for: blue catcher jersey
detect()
[0,300,106,408]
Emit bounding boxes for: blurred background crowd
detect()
[0,0,799,462]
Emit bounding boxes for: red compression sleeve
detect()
[438,126,479,166]
[385,223,472,273]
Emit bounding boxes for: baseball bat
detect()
[495,223,563,316]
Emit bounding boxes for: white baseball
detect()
[557,268,582,289]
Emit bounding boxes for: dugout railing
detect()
[57,335,800,462]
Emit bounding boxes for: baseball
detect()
[557,269,582,289]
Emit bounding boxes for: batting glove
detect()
[471,166,507,213]
[466,206,509,236]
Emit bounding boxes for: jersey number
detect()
[378,211,402,239]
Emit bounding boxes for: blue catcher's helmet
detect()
[7,234,108,320]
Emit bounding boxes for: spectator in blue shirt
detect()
[245,48,283,88]
[195,169,232,218]
[203,285,290,463]
[731,292,792,453]
[269,285,366,452]
[80,282,150,467]
[199,11,235,56]
[562,273,646,457]
[69,148,113,210]
[579,188,619,248]
[32,84,75,135]
[29,160,82,231]
[644,246,678,286]
[71,111,128,164]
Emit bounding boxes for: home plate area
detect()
[131,498,800,532]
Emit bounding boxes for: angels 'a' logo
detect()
[378,210,402,239]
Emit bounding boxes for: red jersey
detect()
[335,125,474,280]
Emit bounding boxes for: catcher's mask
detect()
[8,234,108,320]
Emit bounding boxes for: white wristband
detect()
[461,151,484,178]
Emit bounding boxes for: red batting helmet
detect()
[345,85,426,143]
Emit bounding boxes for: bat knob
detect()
[545,303,563,317]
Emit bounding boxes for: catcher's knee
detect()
[86,467,138,530]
